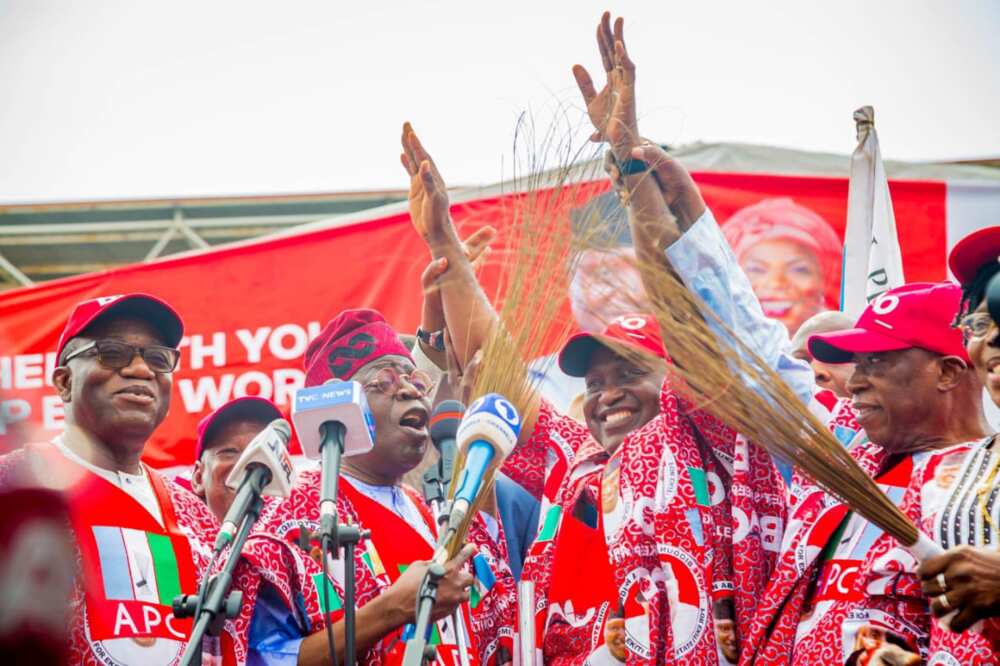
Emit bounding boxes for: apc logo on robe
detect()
[657,547,709,657]
[794,503,850,574]
[327,333,376,377]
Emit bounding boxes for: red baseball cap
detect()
[56,293,184,362]
[195,396,283,458]
[948,226,1000,285]
[558,313,666,377]
[809,282,968,364]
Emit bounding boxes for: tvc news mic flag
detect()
[291,381,375,459]
[841,106,906,317]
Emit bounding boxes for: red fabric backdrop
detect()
[0,173,946,468]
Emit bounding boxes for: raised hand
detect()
[572,12,638,160]
[401,122,454,243]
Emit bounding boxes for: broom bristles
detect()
[438,110,615,555]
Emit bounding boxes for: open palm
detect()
[573,12,638,160]
[400,122,452,240]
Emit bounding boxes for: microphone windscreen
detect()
[456,394,521,458]
[430,400,464,449]
[292,381,376,459]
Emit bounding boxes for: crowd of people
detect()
[3,11,1000,666]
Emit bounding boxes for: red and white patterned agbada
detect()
[516,373,786,666]
[255,468,516,666]
[741,400,965,665]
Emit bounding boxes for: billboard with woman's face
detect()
[721,198,842,336]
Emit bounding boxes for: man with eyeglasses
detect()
[252,308,515,666]
[0,293,249,665]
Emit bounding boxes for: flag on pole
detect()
[841,106,906,317]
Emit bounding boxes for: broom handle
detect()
[908,531,944,560]
[907,532,959,631]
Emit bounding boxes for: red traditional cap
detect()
[195,396,283,459]
[56,293,184,362]
[809,282,968,364]
[948,226,1000,285]
[303,308,412,386]
[559,313,666,377]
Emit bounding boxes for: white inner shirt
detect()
[52,434,164,526]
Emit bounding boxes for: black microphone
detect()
[430,400,464,491]
[987,272,1000,327]
[213,419,294,553]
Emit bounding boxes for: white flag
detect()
[841,106,905,318]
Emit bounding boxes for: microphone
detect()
[214,418,294,552]
[439,394,521,557]
[291,380,375,540]
[430,400,464,488]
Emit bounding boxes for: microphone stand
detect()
[319,420,363,666]
[418,459,472,666]
[174,478,264,666]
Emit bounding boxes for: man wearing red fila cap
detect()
[254,308,517,666]
[0,293,249,665]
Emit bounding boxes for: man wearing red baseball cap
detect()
[402,113,786,663]
[0,293,251,664]
[654,228,995,660]
[253,307,517,666]
[191,396,283,522]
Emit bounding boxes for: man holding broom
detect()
[609,55,993,666]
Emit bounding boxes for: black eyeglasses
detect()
[63,339,180,374]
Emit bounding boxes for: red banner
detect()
[0,173,947,469]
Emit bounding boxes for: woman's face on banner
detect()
[740,238,825,335]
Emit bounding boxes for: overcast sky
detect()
[1,1,997,204]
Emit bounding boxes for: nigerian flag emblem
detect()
[536,505,562,543]
[311,573,343,614]
[92,526,181,606]
[362,540,386,577]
